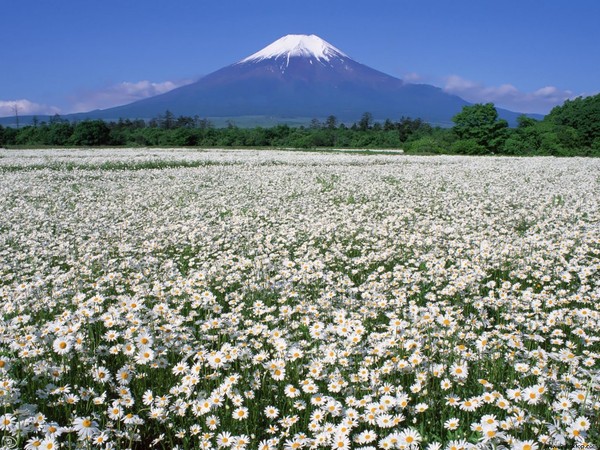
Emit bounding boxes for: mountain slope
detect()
[84,34,475,125]
[2,35,538,126]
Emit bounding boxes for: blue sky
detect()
[1,0,598,117]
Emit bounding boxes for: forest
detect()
[1,94,598,156]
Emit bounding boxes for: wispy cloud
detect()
[0,99,61,117]
[402,72,423,83]
[69,79,193,112]
[442,75,582,114]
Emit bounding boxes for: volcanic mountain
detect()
[13,34,533,126]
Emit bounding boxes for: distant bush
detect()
[407,136,444,154]
[450,139,488,155]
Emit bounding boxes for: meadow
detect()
[0,148,599,450]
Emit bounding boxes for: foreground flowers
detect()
[0,148,599,449]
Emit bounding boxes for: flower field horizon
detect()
[0,148,599,449]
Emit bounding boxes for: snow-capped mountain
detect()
[72,34,525,125]
[239,34,348,65]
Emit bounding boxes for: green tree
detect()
[49,113,66,124]
[452,103,508,151]
[545,94,600,149]
[70,120,111,146]
[15,126,44,145]
[450,139,487,155]
[1,126,17,145]
[502,115,540,154]
[358,112,373,131]
[407,136,444,154]
[383,119,395,131]
[196,118,213,130]
[516,114,538,129]
[47,122,74,145]
[157,110,175,130]
[175,115,195,129]
[396,116,431,142]
[325,115,338,130]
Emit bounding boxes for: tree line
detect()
[1,94,598,156]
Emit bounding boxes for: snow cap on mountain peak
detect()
[239,34,348,64]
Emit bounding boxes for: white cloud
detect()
[442,75,582,114]
[402,72,423,83]
[0,99,61,117]
[70,79,192,112]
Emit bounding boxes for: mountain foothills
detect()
[2,94,599,156]
[1,34,598,155]
[91,34,482,125]
[4,34,537,127]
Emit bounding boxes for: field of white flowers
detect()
[0,148,599,450]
